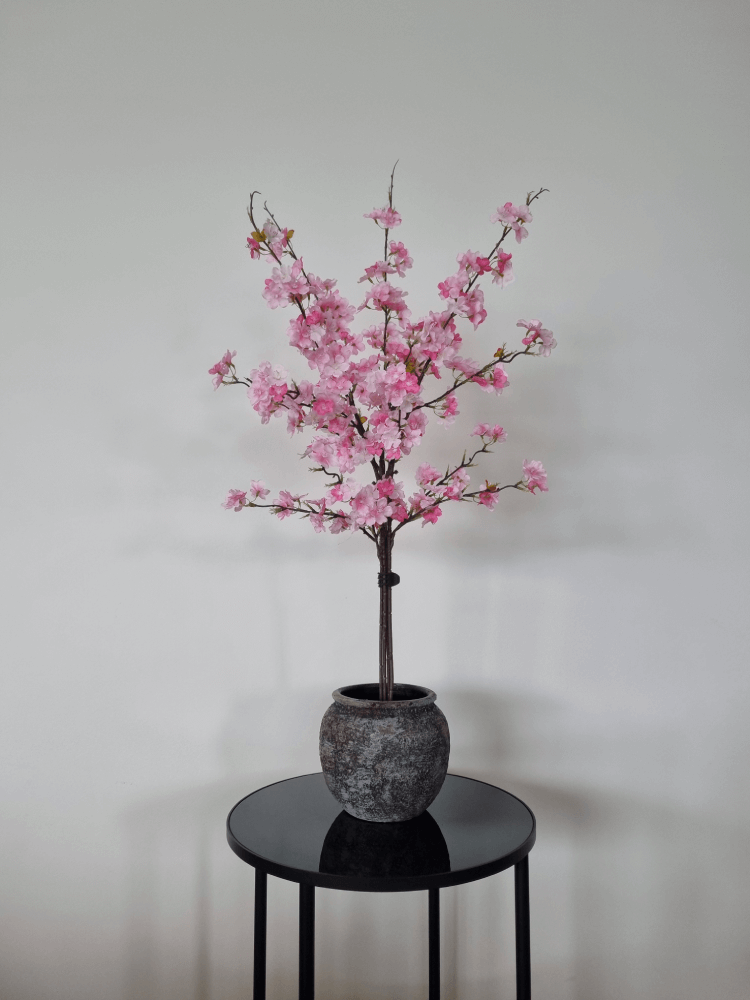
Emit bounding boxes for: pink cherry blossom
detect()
[471,423,507,442]
[247,236,262,259]
[275,227,293,253]
[377,478,405,501]
[247,362,290,423]
[442,468,470,500]
[328,513,348,534]
[287,285,359,373]
[390,502,409,522]
[249,480,270,500]
[517,319,557,356]
[517,319,540,339]
[408,489,442,521]
[473,365,508,394]
[434,392,458,425]
[359,260,397,283]
[309,512,327,533]
[261,218,293,257]
[437,272,466,301]
[222,489,247,511]
[363,324,385,350]
[522,460,548,493]
[490,202,516,226]
[490,202,532,243]
[305,434,337,468]
[364,412,402,460]
[306,273,338,294]
[456,250,492,275]
[401,408,428,453]
[208,349,237,389]
[350,484,393,527]
[284,404,304,436]
[445,355,482,377]
[273,489,302,519]
[371,363,420,408]
[263,259,309,309]
[388,241,413,276]
[416,463,441,487]
[439,271,485,325]
[361,281,410,317]
[364,206,402,228]
[296,381,315,404]
[421,505,442,526]
[326,416,351,436]
[491,202,532,226]
[458,287,487,329]
[408,311,460,365]
[492,367,510,392]
[491,250,514,288]
[327,479,358,503]
[478,489,500,509]
[313,397,336,417]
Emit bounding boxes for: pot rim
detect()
[332,682,437,710]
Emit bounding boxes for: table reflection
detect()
[319,808,450,878]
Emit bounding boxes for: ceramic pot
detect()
[319,682,450,823]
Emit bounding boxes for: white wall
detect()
[2,1,749,998]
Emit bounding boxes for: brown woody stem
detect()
[377,522,395,700]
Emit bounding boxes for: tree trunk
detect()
[378,523,395,701]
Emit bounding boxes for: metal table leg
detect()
[514,855,531,1000]
[429,887,440,1000]
[253,869,267,1000]
[299,883,315,1000]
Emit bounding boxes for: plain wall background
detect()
[2,1,749,997]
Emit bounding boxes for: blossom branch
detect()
[384,160,399,260]
[414,346,534,413]
[217,175,555,698]
[391,478,527,534]
[232,496,378,543]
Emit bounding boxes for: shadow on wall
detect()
[121,688,750,1000]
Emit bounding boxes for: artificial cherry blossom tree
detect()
[210,167,555,700]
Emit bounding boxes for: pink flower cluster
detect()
[490,202,533,243]
[247,361,290,424]
[517,320,557,358]
[247,219,292,259]
[522,460,548,493]
[214,184,554,534]
[208,350,236,389]
[364,206,402,229]
[472,423,507,443]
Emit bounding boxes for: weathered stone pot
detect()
[319,683,450,823]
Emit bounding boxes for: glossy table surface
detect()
[227,772,535,892]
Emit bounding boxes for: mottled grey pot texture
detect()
[319,683,450,823]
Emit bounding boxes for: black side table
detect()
[227,772,535,999]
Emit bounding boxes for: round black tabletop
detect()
[227,772,535,892]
